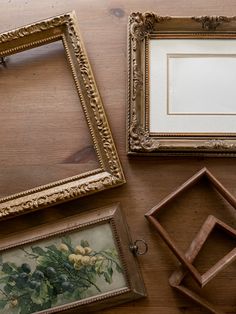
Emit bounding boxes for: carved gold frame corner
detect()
[127,12,236,156]
[0,12,125,220]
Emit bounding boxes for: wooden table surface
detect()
[0,1,236,313]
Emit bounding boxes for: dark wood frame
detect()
[0,11,125,220]
[169,215,236,314]
[127,12,236,156]
[145,167,236,287]
[0,203,146,313]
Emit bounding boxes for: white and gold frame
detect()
[0,12,125,220]
[128,13,236,156]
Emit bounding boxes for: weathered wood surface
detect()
[0,1,236,313]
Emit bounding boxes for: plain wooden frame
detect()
[168,215,236,314]
[145,167,236,287]
[0,11,125,220]
[0,203,146,313]
[127,12,236,156]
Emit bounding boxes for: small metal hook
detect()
[130,239,148,256]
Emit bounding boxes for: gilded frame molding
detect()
[127,12,236,156]
[0,203,146,313]
[0,12,125,220]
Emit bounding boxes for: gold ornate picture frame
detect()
[128,13,236,156]
[0,12,125,220]
[0,203,146,313]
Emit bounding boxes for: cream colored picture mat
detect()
[149,39,236,134]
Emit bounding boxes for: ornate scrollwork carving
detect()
[128,12,236,155]
[128,12,170,152]
[0,12,125,219]
[129,13,166,101]
[192,16,233,31]
[132,58,143,100]
[0,175,117,218]
[0,15,69,44]
[196,139,236,150]
[66,15,123,182]
[129,110,160,152]
[128,12,171,152]
[130,12,170,42]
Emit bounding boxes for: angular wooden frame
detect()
[127,12,236,156]
[0,12,125,220]
[169,215,236,314]
[0,203,146,313]
[145,167,236,287]
[170,271,224,314]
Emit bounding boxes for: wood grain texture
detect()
[0,0,236,313]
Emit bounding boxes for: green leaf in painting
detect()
[31,246,46,256]
[45,245,58,254]
[31,293,43,306]
[104,248,118,259]
[4,283,12,294]
[72,287,83,300]
[31,281,49,305]
[104,248,113,254]
[41,300,52,311]
[85,268,96,282]
[0,299,7,310]
[39,281,49,302]
[36,256,49,267]
[103,272,112,284]
[0,276,9,284]
[95,260,103,273]
[108,266,113,277]
[31,303,42,313]
[2,263,16,275]
[115,263,123,273]
[18,294,31,314]
[61,236,73,251]
[80,240,89,248]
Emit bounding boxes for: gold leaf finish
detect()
[127,12,236,156]
[0,15,68,44]
[0,12,125,219]
[192,15,234,30]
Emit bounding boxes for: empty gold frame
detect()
[0,12,125,220]
[128,13,236,156]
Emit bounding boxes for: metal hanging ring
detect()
[130,239,148,256]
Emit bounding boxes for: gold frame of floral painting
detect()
[0,203,146,313]
[127,12,236,156]
[0,12,125,220]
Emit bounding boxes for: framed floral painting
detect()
[0,204,146,313]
